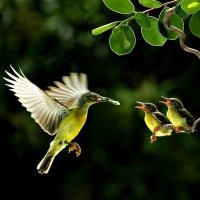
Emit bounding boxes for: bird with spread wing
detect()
[4,66,120,174]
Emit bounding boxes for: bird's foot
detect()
[68,142,81,157]
[153,127,160,133]
[173,126,181,133]
[150,135,157,144]
[173,126,192,134]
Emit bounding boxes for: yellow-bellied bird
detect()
[4,66,120,174]
[160,96,195,133]
[135,102,173,143]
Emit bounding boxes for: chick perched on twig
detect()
[135,102,173,143]
[160,96,200,134]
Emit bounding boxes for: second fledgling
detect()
[160,96,195,133]
[135,102,173,143]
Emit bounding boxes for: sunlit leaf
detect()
[135,12,151,29]
[139,0,162,8]
[92,21,120,35]
[103,0,134,14]
[109,25,136,55]
[141,16,166,46]
[181,0,200,13]
[189,10,200,38]
[188,2,200,8]
[175,2,190,18]
[158,7,184,40]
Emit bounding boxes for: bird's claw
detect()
[173,126,192,134]
[150,135,157,144]
[68,142,81,157]
[173,126,180,133]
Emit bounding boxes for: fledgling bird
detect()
[135,101,173,143]
[4,65,120,174]
[160,96,195,133]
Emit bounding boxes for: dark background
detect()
[1,0,200,199]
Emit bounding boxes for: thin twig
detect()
[143,0,180,14]
[123,0,180,24]
[164,7,200,59]
[176,118,200,134]
[191,118,200,133]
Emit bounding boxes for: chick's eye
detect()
[145,104,150,109]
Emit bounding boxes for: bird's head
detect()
[79,92,120,107]
[160,96,184,109]
[135,101,158,113]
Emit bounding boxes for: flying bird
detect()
[4,65,120,174]
[160,96,195,133]
[135,101,173,143]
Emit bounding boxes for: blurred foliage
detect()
[1,0,200,200]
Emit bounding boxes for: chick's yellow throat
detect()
[144,113,161,132]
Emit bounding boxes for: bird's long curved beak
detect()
[135,101,146,110]
[160,96,171,106]
[97,96,120,105]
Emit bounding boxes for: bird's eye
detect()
[145,104,150,109]
[90,95,96,100]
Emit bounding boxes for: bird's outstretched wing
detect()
[153,112,170,125]
[4,65,68,135]
[46,73,89,107]
[178,109,195,127]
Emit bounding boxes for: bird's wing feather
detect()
[4,65,68,135]
[46,72,89,107]
[178,109,195,127]
[153,112,170,125]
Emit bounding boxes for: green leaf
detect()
[158,7,184,40]
[135,12,151,29]
[103,0,134,14]
[109,25,136,55]
[181,0,200,13]
[189,10,200,38]
[92,21,120,35]
[188,2,200,8]
[141,16,166,46]
[175,2,190,18]
[139,0,162,8]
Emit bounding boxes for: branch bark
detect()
[164,7,200,59]
[177,118,200,134]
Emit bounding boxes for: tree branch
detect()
[190,118,200,133]
[177,118,200,134]
[163,7,200,59]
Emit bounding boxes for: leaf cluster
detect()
[92,0,200,55]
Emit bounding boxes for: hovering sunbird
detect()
[4,66,120,174]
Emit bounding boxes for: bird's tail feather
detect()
[37,149,56,175]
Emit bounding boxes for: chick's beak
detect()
[97,96,120,105]
[135,101,146,111]
[160,96,171,106]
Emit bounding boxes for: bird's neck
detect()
[168,105,182,112]
[74,97,91,111]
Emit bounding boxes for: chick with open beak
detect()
[135,101,173,143]
[160,96,195,133]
